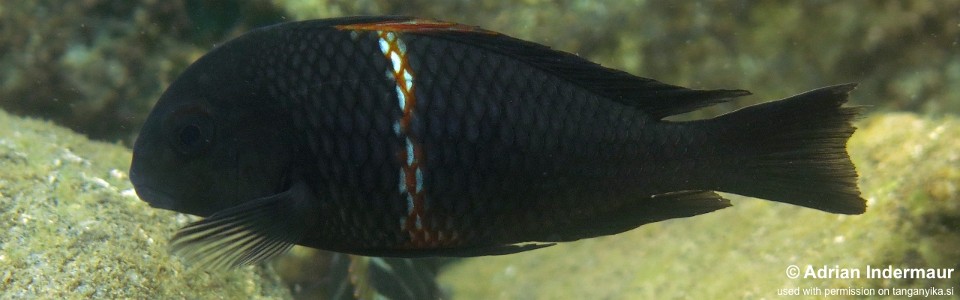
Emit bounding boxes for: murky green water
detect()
[1,1,958,299]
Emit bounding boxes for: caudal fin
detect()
[705,83,865,214]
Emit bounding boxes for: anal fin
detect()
[639,190,733,222]
[344,242,555,258]
[541,190,731,242]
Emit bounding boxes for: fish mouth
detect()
[132,184,179,211]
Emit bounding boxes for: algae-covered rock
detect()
[0,1,284,142]
[0,109,291,299]
[438,113,960,299]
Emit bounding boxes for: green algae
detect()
[2,108,953,299]
[0,109,291,299]
[437,113,960,299]
[3,2,958,298]
[0,1,285,142]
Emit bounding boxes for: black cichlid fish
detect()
[130,16,865,267]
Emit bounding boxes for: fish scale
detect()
[130,16,865,264]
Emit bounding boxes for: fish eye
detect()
[163,104,215,157]
[177,124,204,149]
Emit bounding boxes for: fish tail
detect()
[694,83,866,214]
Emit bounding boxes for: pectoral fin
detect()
[169,181,314,269]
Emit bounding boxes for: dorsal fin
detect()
[323,16,750,119]
[334,17,496,34]
[415,27,752,119]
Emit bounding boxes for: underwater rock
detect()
[274,1,960,115]
[0,1,284,142]
[3,1,958,143]
[0,107,446,299]
[0,109,290,299]
[0,96,955,298]
[272,246,450,299]
[438,113,960,299]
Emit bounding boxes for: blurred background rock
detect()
[1,1,957,143]
[1,1,958,299]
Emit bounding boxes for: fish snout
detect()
[131,183,179,211]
